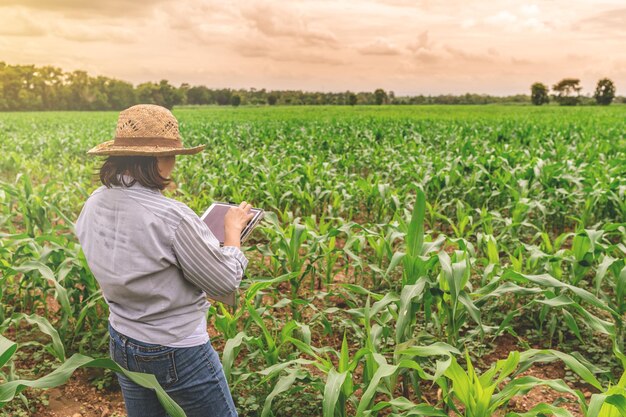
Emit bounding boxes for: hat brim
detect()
[87,140,205,156]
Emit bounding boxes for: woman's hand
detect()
[223,201,255,248]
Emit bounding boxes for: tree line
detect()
[0,62,623,111]
[531,78,617,106]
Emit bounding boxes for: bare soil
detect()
[37,369,126,417]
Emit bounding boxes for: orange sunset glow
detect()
[0,0,624,95]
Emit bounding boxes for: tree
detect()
[105,79,136,110]
[215,89,232,105]
[187,86,210,105]
[89,76,112,110]
[66,70,92,110]
[177,83,190,105]
[136,82,159,105]
[552,78,582,106]
[6,61,617,111]
[530,82,549,105]
[594,78,616,105]
[35,65,63,110]
[374,88,387,105]
[347,92,357,106]
[158,80,183,109]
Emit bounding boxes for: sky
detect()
[0,0,625,96]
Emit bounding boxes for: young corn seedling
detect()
[503,270,617,344]
[304,215,344,290]
[506,350,625,417]
[432,200,482,240]
[2,175,52,237]
[365,224,404,290]
[506,373,626,417]
[440,348,601,417]
[569,228,605,286]
[398,188,444,289]
[435,249,482,348]
[259,212,320,320]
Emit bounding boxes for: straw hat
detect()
[87,104,205,156]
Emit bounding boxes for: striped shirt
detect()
[75,174,248,345]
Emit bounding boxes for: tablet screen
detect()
[200,203,264,245]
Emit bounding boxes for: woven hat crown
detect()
[86,103,204,156]
[116,104,180,140]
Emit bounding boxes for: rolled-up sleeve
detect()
[172,215,248,297]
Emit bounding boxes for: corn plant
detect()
[365,224,404,289]
[507,370,626,417]
[569,228,607,286]
[259,212,320,320]
[440,348,603,417]
[503,270,617,344]
[593,253,626,351]
[304,215,346,290]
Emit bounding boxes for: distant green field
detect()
[1,106,625,416]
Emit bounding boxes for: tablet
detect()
[200,202,265,246]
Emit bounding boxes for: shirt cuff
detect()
[221,245,249,271]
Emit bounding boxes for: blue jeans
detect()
[108,322,238,417]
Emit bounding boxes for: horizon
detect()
[5,61,609,98]
[1,0,625,96]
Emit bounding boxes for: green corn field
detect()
[1,105,625,416]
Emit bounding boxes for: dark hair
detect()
[99,156,171,190]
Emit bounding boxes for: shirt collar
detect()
[114,174,161,194]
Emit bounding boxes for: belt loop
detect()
[116,328,130,369]
[110,322,128,345]
[108,322,130,370]
[119,331,128,346]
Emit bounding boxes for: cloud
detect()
[565,53,590,62]
[485,11,518,26]
[520,4,539,16]
[53,24,135,43]
[0,0,170,17]
[406,29,497,68]
[240,2,338,48]
[406,31,444,64]
[411,50,442,65]
[405,31,498,68]
[229,35,345,65]
[165,0,243,41]
[443,45,495,63]
[233,39,272,58]
[373,0,429,8]
[269,51,346,66]
[0,7,136,42]
[522,17,549,31]
[407,31,431,53]
[483,9,551,32]
[0,9,46,36]
[358,38,401,55]
[573,7,626,34]
[461,18,476,29]
[510,57,534,66]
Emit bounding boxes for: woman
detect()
[76,104,252,417]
